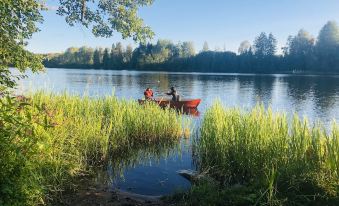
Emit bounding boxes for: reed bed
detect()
[195,102,338,205]
[1,92,187,205]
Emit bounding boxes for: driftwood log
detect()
[177,169,217,185]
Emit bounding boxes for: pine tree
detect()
[103,48,110,69]
[254,32,268,57]
[267,33,277,56]
[202,41,209,52]
[93,49,101,69]
[125,45,134,67]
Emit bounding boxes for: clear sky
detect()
[27,0,339,54]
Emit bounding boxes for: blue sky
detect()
[27,0,339,54]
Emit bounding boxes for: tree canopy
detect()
[57,0,154,42]
[253,32,277,57]
[315,21,339,71]
[0,0,155,90]
[0,0,45,89]
[202,41,209,52]
[44,21,339,74]
[238,41,251,54]
[317,21,339,49]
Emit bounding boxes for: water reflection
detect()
[108,139,181,176]
[181,108,200,117]
[108,139,192,196]
[280,75,339,123]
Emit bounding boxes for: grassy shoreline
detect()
[1,93,187,205]
[175,103,338,205]
[1,94,338,205]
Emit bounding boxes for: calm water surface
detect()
[18,68,339,195]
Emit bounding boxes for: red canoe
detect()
[138,98,201,109]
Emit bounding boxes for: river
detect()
[18,68,339,196]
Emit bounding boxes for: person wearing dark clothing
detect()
[166,86,180,101]
[144,88,154,100]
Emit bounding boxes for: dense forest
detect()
[43,21,339,73]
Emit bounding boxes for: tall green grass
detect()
[195,102,338,205]
[1,92,187,205]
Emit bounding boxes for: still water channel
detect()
[18,68,339,195]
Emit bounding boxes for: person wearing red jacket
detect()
[144,88,154,100]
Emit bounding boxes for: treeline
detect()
[43,21,339,73]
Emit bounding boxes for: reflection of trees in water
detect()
[66,72,120,86]
[190,75,237,101]
[237,76,255,90]
[252,76,275,102]
[133,73,200,98]
[169,74,197,96]
[157,74,170,93]
[65,72,90,84]
[235,75,275,106]
[312,77,338,112]
[130,73,170,95]
[283,76,314,109]
[108,140,180,178]
[284,76,339,113]
[140,73,170,94]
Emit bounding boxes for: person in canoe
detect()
[144,87,154,100]
[166,86,180,101]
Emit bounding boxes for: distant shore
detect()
[42,66,339,76]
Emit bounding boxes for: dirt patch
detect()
[63,187,165,206]
[57,177,168,206]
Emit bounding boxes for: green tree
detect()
[110,43,116,69]
[254,33,277,57]
[77,46,94,65]
[57,0,155,42]
[115,42,124,68]
[316,21,339,71]
[254,32,268,57]
[284,30,315,71]
[238,40,251,54]
[202,41,209,52]
[93,49,101,69]
[0,0,44,90]
[102,48,110,69]
[1,1,156,203]
[63,47,78,64]
[2,0,155,85]
[267,33,277,56]
[317,21,339,49]
[124,44,134,67]
[0,1,46,204]
[151,39,173,63]
[181,41,195,58]
[170,42,181,58]
[46,46,96,67]
[286,30,314,55]
[253,32,278,72]
[110,42,124,69]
